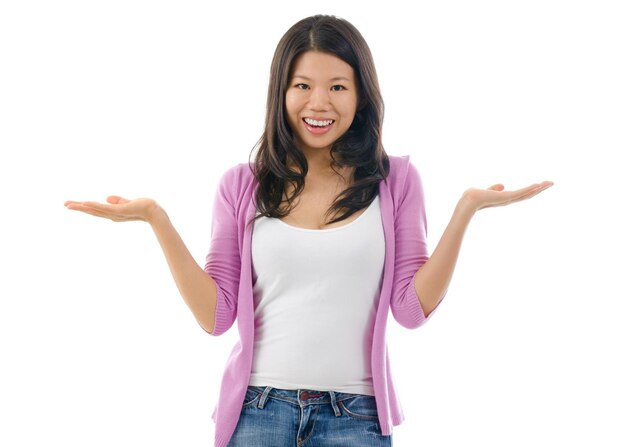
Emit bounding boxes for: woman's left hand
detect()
[461,181,554,213]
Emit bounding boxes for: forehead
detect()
[290,51,355,81]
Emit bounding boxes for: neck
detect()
[287,148,346,176]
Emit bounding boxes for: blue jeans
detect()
[226,385,393,446]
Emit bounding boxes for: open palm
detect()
[64,196,160,223]
[463,181,553,212]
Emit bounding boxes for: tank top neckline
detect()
[274,194,379,233]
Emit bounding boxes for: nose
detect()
[307,87,330,110]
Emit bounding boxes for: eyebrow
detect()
[292,75,352,82]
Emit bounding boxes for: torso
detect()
[279,166,368,230]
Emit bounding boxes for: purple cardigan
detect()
[204,154,443,447]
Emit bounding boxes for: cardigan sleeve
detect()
[389,157,444,329]
[202,166,242,336]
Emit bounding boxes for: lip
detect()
[304,117,335,122]
[302,118,335,135]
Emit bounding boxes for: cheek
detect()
[284,95,302,133]
[339,97,358,123]
[285,92,301,117]
[284,98,295,125]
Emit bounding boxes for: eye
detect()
[330,85,346,91]
[294,83,310,90]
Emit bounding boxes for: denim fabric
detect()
[226,386,393,447]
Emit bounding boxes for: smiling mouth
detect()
[303,118,335,127]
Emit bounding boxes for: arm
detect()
[201,167,242,336]
[64,165,244,336]
[149,207,219,334]
[151,166,242,336]
[412,197,473,318]
[413,181,554,318]
[64,195,220,334]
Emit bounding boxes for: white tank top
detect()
[248,194,385,395]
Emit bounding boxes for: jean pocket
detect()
[242,387,261,408]
[338,395,379,421]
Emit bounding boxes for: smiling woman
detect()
[63,13,553,447]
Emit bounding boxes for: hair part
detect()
[246,14,389,229]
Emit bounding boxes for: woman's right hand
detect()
[64,195,162,224]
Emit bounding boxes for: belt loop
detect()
[329,391,341,417]
[258,386,272,409]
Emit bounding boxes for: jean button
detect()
[300,391,310,400]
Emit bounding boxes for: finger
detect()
[506,183,543,198]
[518,182,553,201]
[65,200,92,210]
[479,181,553,209]
[66,203,141,222]
[505,182,554,204]
[65,203,115,220]
[78,201,115,212]
[107,195,129,204]
[519,181,553,196]
[488,184,505,191]
[66,200,120,216]
[480,185,541,208]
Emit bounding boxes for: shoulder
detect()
[387,154,410,177]
[214,161,256,206]
[219,161,255,183]
[217,162,256,192]
[386,154,422,192]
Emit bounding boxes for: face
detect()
[285,51,358,160]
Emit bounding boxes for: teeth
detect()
[304,118,334,127]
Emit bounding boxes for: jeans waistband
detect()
[247,385,373,416]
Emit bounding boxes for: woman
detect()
[65,14,552,447]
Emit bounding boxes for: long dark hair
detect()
[247,14,389,229]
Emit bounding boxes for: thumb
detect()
[488,184,505,191]
[106,195,130,204]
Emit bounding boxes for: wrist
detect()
[147,203,168,226]
[456,192,478,219]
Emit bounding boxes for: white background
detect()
[1,1,624,446]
